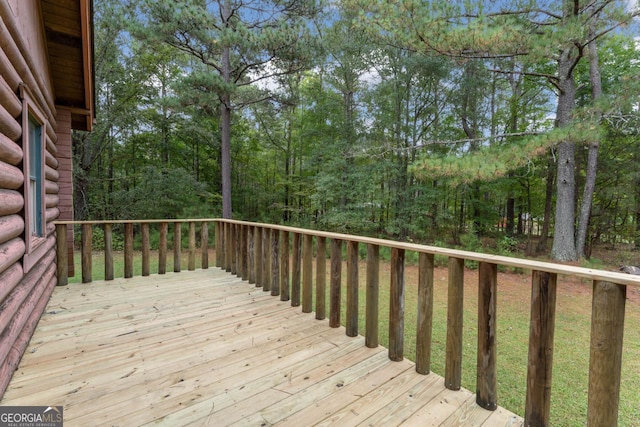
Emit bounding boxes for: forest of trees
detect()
[75,0,640,261]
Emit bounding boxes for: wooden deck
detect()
[1,269,523,426]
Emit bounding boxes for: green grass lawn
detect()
[64,250,640,426]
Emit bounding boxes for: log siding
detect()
[0,0,93,398]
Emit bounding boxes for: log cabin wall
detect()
[55,108,74,276]
[0,0,69,397]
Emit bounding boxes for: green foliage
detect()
[497,235,519,254]
[83,0,640,265]
[111,166,219,219]
[411,123,602,185]
[459,228,482,252]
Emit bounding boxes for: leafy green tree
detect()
[75,0,150,219]
[133,0,319,218]
[364,46,452,238]
[112,166,216,219]
[365,0,638,260]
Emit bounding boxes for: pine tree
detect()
[133,0,318,218]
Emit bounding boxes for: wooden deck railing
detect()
[54,219,639,426]
[212,219,638,427]
[54,219,213,285]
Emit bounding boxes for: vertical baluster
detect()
[587,281,626,426]
[477,262,498,410]
[280,230,289,301]
[248,226,255,284]
[215,221,222,268]
[56,223,68,286]
[188,221,196,271]
[262,227,271,292]
[271,228,280,296]
[142,223,150,276]
[416,252,434,373]
[124,223,134,278]
[389,248,405,361]
[237,224,242,276]
[81,223,92,283]
[225,222,233,273]
[330,239,342,328]
[365,243,379,348]
[230,223,237,275]
[302,234,313,313]
[254,225,262,287]
[316,236,326,320]
[241,224,248,280]
[159,222,167,274]
[524,270,557,426]
[201,222,209,269]
[104,223,114,280]
[445,257,464,389]
[174,222,182,273]
[291,233,301,306]
[238,223,242,275]
[346,240,359,337]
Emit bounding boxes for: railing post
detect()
[215,221,222,268]
[104,223,114,280]
[81,223,92,283]
[254,225,262,287]
[280,230,289,301]
[262,227,271,292]
[389,247,405,361]
[124,223,134,278]
[226,222,233,273]
[346,240,359,337]
[236,224,242,277]
[271,228,280,296]
[241,224,248,280]
[248,226,255,284]
[142,223,150,276]
[174,222,182,273]
[55,223,68,286]
[525,270,557,427]
[587,281,626,426]
[291,233,301,306]
[445,257,464,390]
[219,221,224,268]
[159,222,168,274]
[302,234,313,313]
[238,224,243,276]
[365,243,379,348]
[416,252,434,373]
[188,221,196,271]
[330,238,342,328]
[316,236,326,320]
[230,223,237,274]
[477,261,498,410]
[237,224,244,278]
[201,222,209,269]
[238,223,243,276]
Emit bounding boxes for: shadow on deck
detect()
[1,269,523,426]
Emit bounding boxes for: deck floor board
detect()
[1,269,523,426]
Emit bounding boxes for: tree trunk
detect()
[506,195,515,236]
[576,24,603,258]
[220,93,232,219]
[505,65,521,237]
[636,201,640,250]
[220,0,232,219]
[284,120,292,223]
[536,155,555,254]
[550,45,578,261]
[161,76,169,164]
